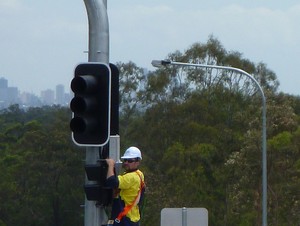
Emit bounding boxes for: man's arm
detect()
[106,158,115,178]
[105,158,119,188]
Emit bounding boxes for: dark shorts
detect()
[113,217,139,226]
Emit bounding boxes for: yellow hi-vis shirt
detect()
[117,170,144,222]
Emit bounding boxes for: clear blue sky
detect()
[0,0,299,95]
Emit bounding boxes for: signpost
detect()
[161,208,208,226]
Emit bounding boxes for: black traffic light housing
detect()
[70,63,111,146]
[109,63,119,135]
[84,160,113,206]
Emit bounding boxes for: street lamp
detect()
[152,59,267,226]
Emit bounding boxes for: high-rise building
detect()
[20,92,42,107]
[6,87,19,104]
[41,89,55,105]
[0,77,18,108]
[0,77,8,89]
[0,77,8,103]
[56,84,65,105]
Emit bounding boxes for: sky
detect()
[0,0,299,96]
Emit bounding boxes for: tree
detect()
[0,106,84,226]
[120,36,300,225]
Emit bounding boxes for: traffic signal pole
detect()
[83,0,109,225]
[84,0,109,63]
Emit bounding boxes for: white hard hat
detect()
[121,146,142,160]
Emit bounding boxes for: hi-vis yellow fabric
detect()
[117,170,145,222]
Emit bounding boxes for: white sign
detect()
[161,208,208,226]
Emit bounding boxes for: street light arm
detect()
[153,60,266,103]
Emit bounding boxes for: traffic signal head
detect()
[70,63,111,146]
[84,160,113,206]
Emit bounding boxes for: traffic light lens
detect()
[71,96,98,114]
[71,75,98,94]
[70,97,86,113]
[70,117,86,133]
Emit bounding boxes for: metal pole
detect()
[152,60,267,226]
[84,0,109,63]
[182,207,187,226]
[83,0,109,225]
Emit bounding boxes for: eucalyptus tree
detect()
[116,61,148,148]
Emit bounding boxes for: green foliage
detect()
[0,105,84,226]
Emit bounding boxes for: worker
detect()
[106,146,145,226]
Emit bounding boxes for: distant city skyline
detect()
[0,77,71,109]
[1,76,69,95]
